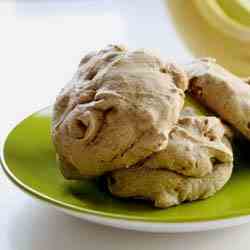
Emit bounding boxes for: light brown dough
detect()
[52,45,187,178]
[108,115,233,208]
[185,58,250,140]
[108,162,233,208]
[142,115,233,177]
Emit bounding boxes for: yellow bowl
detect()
[194,0,250,41]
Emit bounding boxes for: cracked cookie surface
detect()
[52,45,187,178]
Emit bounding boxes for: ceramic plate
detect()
[2,107,250,233]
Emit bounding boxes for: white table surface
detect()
[1,1,250,249]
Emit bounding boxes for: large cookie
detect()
[52,45,187,178]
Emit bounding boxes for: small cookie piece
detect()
[185,58,250,140]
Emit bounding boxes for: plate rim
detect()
[2,107,250,232]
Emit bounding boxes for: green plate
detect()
[2,107,250,229]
